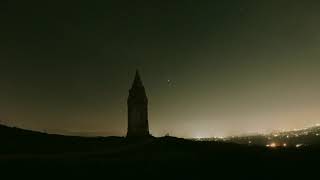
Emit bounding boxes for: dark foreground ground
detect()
[1,125,319,180]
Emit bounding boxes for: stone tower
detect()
[127,70,150,137]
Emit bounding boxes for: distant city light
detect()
[201,123,320,147]
[266,142,288,148]
[266,142,277,148]
[296,144,303,148]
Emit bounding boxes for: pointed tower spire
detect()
[132,69,143,87]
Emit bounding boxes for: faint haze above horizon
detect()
[1,0,320,138]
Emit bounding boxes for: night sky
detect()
[1,0,320,137]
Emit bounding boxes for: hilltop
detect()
[0,124,319,179]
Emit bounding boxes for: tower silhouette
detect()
[127,70,150,137]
